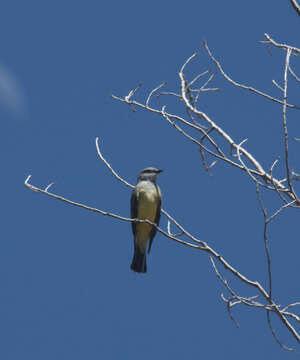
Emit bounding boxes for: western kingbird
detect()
[130,167,163,273]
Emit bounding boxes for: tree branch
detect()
[290,0,300,16]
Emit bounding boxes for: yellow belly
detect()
[137,192,158,221]
[135,189,158,252]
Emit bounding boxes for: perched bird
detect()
[130,167,163,273]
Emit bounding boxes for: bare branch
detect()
[44,181,56,192]
[203,40,300,110]
[95,138,133,189]
[160,106,243,170]
[26,34,300,349]
[167,220,184,237]
[179,69,267,176]
[281,311,300,323]
[290,0,300,16]
[157,91,182,99]
[272,79,284,92]
[125,83,142,102]
[236,139,264,186]
[211,254,299,349]
[269,158,290,205]
[256,184,272,300]
[187,70,209,87]
[267,312,294,352]
[190,87,220,93]
[282,302,300,312]
[264,33,300,54]
[24,176,200,250]
[25,129,300,345]
[289,66,300,82]
[266,200,296,223]
[180,51,198,74]
[282,48,293,191]
[146,82,167,107]
[112,50,300,205]
[108,38,300,348]
[199,72,217,90]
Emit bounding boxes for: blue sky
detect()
[1,0,300,359]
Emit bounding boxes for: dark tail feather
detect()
[130,246,147,273]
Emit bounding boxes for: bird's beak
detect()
[157,169,163,173]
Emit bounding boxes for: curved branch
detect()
[290,0,300,16]
[25,136,300,345]
[25,35,300,350]
[203,40,300,110]
[264,33,300,54]
[24,175,201,250]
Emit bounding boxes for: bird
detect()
[130,167,163,273]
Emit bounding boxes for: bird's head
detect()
[137,167,163,182]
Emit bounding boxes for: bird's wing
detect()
[130,187,138,236]
[148,185,161,254]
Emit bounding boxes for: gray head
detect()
[137,167,163,182]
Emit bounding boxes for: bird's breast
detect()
[136,183,159,222]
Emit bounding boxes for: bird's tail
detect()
[130,245,147,273]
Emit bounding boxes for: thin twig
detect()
[24,176,200,249]
[256,184,272,299]
[272,79,284,92]
[112,93,296,198]
[266,200,296,223]
[282,302,300,312]
[95,138,133,189]
[290,0,300,16]
[146,82,167,107]
[125,83,142,101]
[25,135,300,345]
[289,66,300,82]
[210,257,240,327]
[282,48,293,191]
[269,158,289,205]
[264,33,300,55]
[200,72,216,90]
[188,70,209,87]
[203,40,300,110]
[157,91,182,99]
[160,106,243,170]
[267,311,294,351]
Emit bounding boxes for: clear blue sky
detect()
[1,0,300,359]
